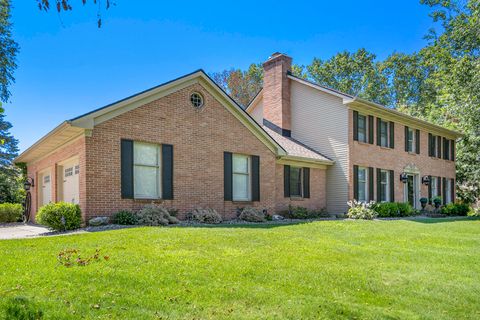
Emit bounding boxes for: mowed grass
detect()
[1,218,479,319]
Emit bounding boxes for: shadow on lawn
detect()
[174,220,321,229]
[407,216,480,224]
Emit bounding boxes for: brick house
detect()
[16,53,461,221]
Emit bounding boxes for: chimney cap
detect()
[268,52,290,60]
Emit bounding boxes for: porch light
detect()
[400,173,408,183]
[421,176,430,185]
[23,177,34,191]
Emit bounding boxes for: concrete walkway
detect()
[0,223,50,240]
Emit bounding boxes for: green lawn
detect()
[1,218,479,319]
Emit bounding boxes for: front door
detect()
[405,174,418,208]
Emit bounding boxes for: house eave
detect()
[277,155,334,169]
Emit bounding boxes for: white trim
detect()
[232,153,252,201]
[287,75,351,99]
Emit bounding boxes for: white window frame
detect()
[379,169,390,202]
[431,177,438,198]
[407,128,415,152]
[232,154,251,201]
[357,166,368,202]
[358,114,367,143]
[446,178,452,203]
[380,120,389,148]
[133,142,162,199]
[289,166,304,198]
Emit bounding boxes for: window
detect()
[444,139,451,160]
[190,92,204,109]
[289,166,303,197]
[431,177,438,198]
[358,114,367,143]
[65,167,73,177]
[380,120,389,147]
[445,178,452,203]
[232,154,251,201]
[74,165,80,175]
[134,142,161,199]
[379,169,390,202]
[431,135,438,157]
[407,128,415,152]
[357,167,368,202]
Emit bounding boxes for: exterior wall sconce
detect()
[23,177,34,191]
[400,173,408,183]
[422,176,430,185]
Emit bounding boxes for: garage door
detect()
[41,172,51,206]
[63,163,79,204]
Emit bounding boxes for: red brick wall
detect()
[347,109,456,202]
[84,83,281,220]
[274,164,327,212]
[26,136,87,221]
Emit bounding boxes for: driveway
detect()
[0,223,50,240]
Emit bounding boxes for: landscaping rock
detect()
[88,217,109,226]
[272,214,284,221]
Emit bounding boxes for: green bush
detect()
[238,207,266,222]
[4,296,43,320]
[36,202,82,231]
[111,210,137,225]
[186,208,223,224]
[441,202,471,216]
[468,207,480,217]
[282,205,329,219]
[396,202,415,216]
[135,204,179,226]
[0,203,23,223]
[373,202,400,217]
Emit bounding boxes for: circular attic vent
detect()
[190,92,204,109]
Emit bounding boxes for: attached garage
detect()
[58,157,80,204]
[38,168,52,206]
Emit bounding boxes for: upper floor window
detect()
[429,134,440,158]
[353,111,373,144]
[379,121,389,147]
[134,142,161,199]
[358,114,367,143]
[232,154,251,201]
[405,126,420,154]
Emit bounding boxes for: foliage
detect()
[0,202,22,223]
[281,205,329,219]
[36,202,82,231]
[0,1,19,103]
[111,210,137,225]
[57,248,108,267]
[238,207,266,222]
[347,200,377,220]
[396,202,415,216]
[440,202,471,216]
[372,202,416,217]
[0,109,22,204]
[468,207,480,217]
[4,296,43,320]
[135,204,179,226]
[36,0,112,28]
[186,208,222,224]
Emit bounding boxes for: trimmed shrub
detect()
[282,205,329,219]
[441,202,470,216]
[396,202,415,216]
[347,200,377,220]
[468,207,480,217]
[372,202,399,217]
[135,204,179,226]
[111,210,137,225]
[4,296,43,320]
[0,203,23,223]
[187,208,223,224]
[238,207,266,222]
[36,202,82,231]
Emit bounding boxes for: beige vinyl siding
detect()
[290,80,349,213]
[250,99,264,124]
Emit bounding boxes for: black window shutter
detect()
[415,129,420,154]
[428,175,432,204]
[353,165,359,200]
[121,139,134,199]
[224,152,233,201]
[303,167,310,198]
[162,144,174,200]
[451,140,455,161]
[368,115,374,144]
[437,136,442,158]
[368,167,374,202]
[284,165,291,197]
[376,118,381,146]
[389,122,395,149]
[376,168,381,201]
[251,155,260,201]
[389,170,395,202]
[404,126,409,152]
[353,111,359,141]
[451,179,455,203]
[442,177,447,204]
[428,133,433,157]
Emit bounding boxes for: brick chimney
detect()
[262,52,292,136]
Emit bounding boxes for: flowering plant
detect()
[346,200,377,220]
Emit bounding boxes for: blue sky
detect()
[8,0,434,152]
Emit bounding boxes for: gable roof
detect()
[16,70,289,164]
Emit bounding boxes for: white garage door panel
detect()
[41,173,51,206]
[63,163,79,204]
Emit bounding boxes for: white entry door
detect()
[41,173,51,206]
[63,163,79,204]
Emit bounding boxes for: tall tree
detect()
[0,107,22,203]
[0,0,19,103]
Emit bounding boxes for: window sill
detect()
[407,152,418,156]
[356,141,371,146]
[379,146,392,150]
[133,198,163,202]
[232,200,254,204]
[289,196,304,201]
